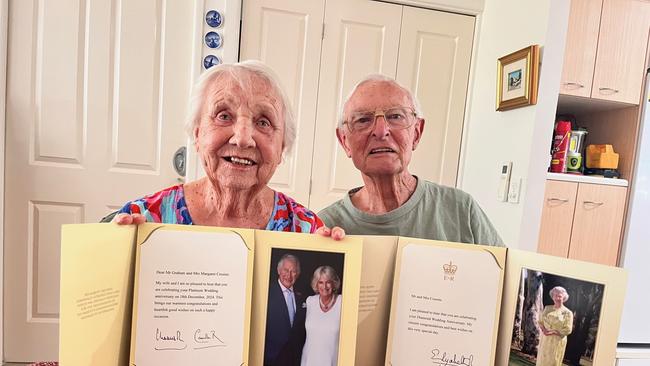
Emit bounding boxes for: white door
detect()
[396,7,475,188]
[309,0,402,211]
[309,3,475,211]
[4,0,194,360]
[240,0,326,205]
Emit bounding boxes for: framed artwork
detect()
[496,45,540,111]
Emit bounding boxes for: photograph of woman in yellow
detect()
[536,286,573,366]
[509,270,604,366]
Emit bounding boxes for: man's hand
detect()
[315,226,346,241]
[113,213,146,225]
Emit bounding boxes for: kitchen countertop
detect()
[547,172,628,187]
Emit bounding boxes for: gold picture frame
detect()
[496,45,539,111]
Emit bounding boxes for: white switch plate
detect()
[508,176,522,203]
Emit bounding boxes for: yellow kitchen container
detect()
[586,144,619,169]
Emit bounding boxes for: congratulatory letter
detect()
[133,229,251,365]
[389,243,503,365]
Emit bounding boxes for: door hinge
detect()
[309,179,313,194]
[321,23,325,40]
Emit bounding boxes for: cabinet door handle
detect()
[598,87,619,94]
[547,198,569,203]
[563,81,584,89]
[583,200,604,206]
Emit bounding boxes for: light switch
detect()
[508,176,522,204]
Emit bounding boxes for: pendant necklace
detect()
[320,295,335,311]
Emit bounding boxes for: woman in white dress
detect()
[300,266,342,366]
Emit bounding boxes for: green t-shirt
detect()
[318,179,504,246]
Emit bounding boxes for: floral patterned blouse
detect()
[118,185,323,233]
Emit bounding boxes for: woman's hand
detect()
[539,324,551,336]
[315,226,346,241]
[541,328,559,336]
[113,213,146,225]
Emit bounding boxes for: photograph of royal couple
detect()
[263,249,346,366]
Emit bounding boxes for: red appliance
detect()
[550,120,572,173]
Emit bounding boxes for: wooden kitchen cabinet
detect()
[592,0,650,104]
[560,0,602,98]
[538,180,579,258]
[568,182,627,265]
[538,179,627,266]
[560,0,650,104]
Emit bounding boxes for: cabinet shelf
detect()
[547,172,628,187]
[557,94,635,115]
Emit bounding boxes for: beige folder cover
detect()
[353,235,399,366]
[59,225,628,366]
[59,223,255,366]
[496,249,627,365]
[59,224,137,366]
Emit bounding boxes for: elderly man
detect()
[318,75,503,246]
[264,254,306,366]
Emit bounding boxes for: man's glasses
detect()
[344,107,417,133]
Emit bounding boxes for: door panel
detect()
[30,202,81,316]
[309,0,402,211]
[396,7,475,187]
[559,0,602,97]
[592,0,650,104]
[568,183,627,266]
[4,0,193,360]
[537,180,578,257]
[113,0,163,170]
[240,0,326,204]
[33,0,85,164]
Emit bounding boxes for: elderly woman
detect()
[536,286,574,366]
[300,266,342,366]
[112,61,342,237]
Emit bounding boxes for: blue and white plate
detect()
[205,10,223,28]
[203,55,221,69]
[205,31,222,49]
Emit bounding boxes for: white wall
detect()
[459,0,570,250]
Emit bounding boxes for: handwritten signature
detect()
[193,328,227,349]
[154,328,187,351]
[153,327,228,351]
[430,349,474,366]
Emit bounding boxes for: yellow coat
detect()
[536,305,573,366]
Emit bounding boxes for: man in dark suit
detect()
[264,254,307,366]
